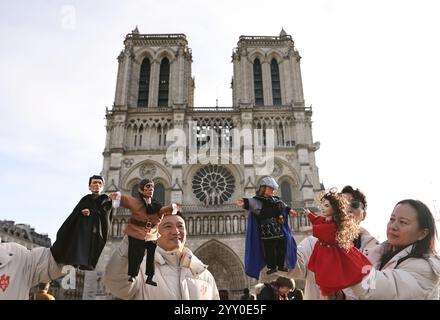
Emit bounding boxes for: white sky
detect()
[1,0,439,243]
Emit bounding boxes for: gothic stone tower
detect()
[92,28,321,300]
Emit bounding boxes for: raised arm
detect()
[31,246,65,287]
[238,198,262,215]
[102,236,141,300]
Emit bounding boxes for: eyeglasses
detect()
[144,184,154,189]
[350,201,364,210]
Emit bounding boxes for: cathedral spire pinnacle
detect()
[132,25,139,34]
[279,27,287,37]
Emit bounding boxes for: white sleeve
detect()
[171,203,178,215]
[209,272,220,300]
[102,236,140,300]
[287,236,315,279]
[341,287,359,300]
[350,260,436,300]
[30,247,65,287]
[112,191,121,208]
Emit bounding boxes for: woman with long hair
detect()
[349,199,440,299]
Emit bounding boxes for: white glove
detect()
[171,203,178,215]
[113,191,121,208]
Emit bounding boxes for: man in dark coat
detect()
[50,175,113,270]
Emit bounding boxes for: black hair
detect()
[380,199,438,269]
[38,282,50,290]
[138,178,154,191]
[341,185,367,209]
[396,199,437,256]
[89,175,104,186]
[275,276,295,290]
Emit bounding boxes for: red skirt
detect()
[308,242,371,296]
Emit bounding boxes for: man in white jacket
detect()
[103,213,220,300]
[287,185,379,299]
[0,241,65,300]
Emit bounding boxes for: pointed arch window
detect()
[280,181,292,206]
[263,122,267,146]
[153,183,165,204]
[138,125,143,147]
[131,183,140,197]
[133,125,138,146]
[253,58,264,106]
[158,58,170,107]
[271,59,281,105]
[138,58,150,107]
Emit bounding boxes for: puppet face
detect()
[157,214,186,251]
[263,186,275,197]
[320,199,335,216]
[89,178,104,194]
[141,183,154,198]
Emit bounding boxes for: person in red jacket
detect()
[304,188,371,299]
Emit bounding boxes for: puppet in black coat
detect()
[51,175,112,270]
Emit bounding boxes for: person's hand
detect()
[109,192,118,200]
[171,203,182,215]
[236,199,245,208]
[289,209,298,217]
[325,216,333,222]
[81,209,90,217]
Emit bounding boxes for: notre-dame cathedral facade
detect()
[84,27,322,300]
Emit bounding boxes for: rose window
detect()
[192,165,235,205]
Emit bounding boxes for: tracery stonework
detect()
[192,165,235,205]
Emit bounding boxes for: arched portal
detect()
[194,239,247,299]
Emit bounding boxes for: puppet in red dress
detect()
[305,188,371,298]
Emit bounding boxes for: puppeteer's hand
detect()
[236,199,244,208]
[110,192,121,208]
[171,203,182,215]
[81,209,90,217]
[109,192,118,200]
[289,209,298,217]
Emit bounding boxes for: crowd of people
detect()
[1,175,439,300]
